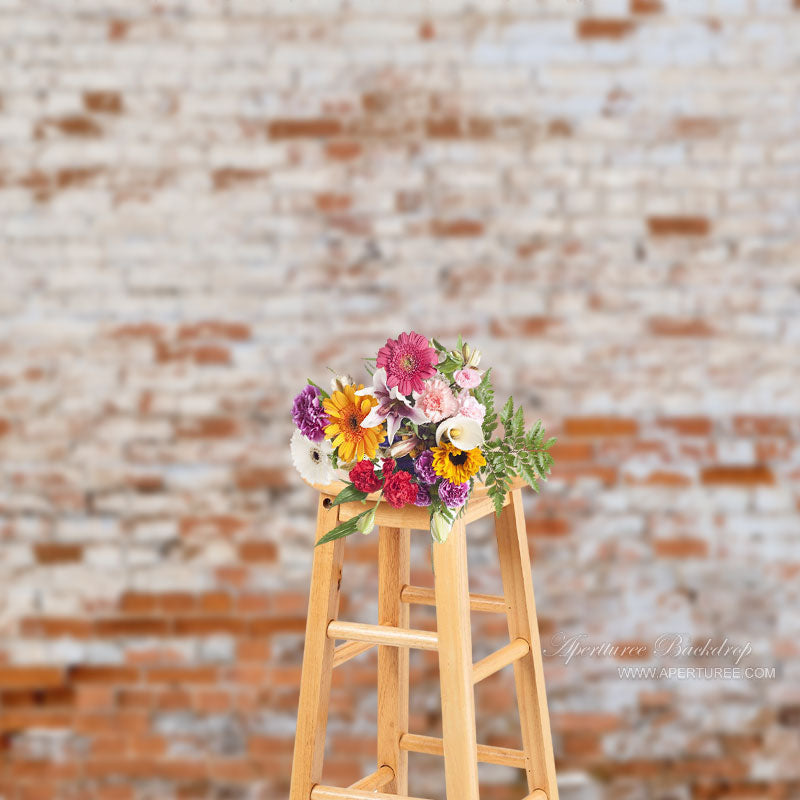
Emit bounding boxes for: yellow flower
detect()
[323,384,384,463]
[431,442,486,484]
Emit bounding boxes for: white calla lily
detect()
[435,415,484,451]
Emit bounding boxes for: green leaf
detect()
[330,484,369,507]
[316,508,374,546]
[307,379,329,399]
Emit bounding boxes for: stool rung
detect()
[327,620,438,651]
[400,584,507,614]
[311,786,432,800]
[332,640,376,668]
[523,791,548,800]
[348,765,394,790]
[399,732,526,769]
[472,637,530,684]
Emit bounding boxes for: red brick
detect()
[56,166,104,188]
[268,118,341,139]
[83,91,123,113]
[177,320,250,340]
[315,193,352,213]
[564,417,638,437]
[701,465,774,486]
[194,689,231,712]
[325,141,362,160]
[549,440,593,461]
[631,0,663,12]
[733,415,791,437]
[179,515,246,537]
[672,116,721,137]
[431,219,483,237]
[119,592,157,614]
[234,466,289,490]
[211,168,265,191]
[199,591,232,614]
[248,617,307,636]
[108,19,130,40]
[647,216,711,236]
[173,617,245,636]
[52,115,103,137]
[159,592,196,613]
[548,118,572,137]
[21,617,92,638]
[554,712,625,733]
[649,317,714,337]
[654,537,709,558]
[238,540,278,562]
[554,465,617,485]
[145,666,217,684]
[0,666,64,688]
[577,19,635,39]
[69,665,139,683]
[526,517,570,537]
[657,417,713,436]
[33,543,83,564]
[419,20,435,39]
[109,323,163,340]
[630,470,692,487]
[94,618,171,637]
[176,416,238,438]
[0,418,10,437]
[490,316,553,337]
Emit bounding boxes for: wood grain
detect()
[432,518,480,800]
[377,526,410,794]
[495,489,559,799]
[289,496,345,800]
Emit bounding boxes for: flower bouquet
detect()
[290,332,555,545]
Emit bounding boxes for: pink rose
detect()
[454,368,482,389]
[416,377,458,422]
[457,394,486,423]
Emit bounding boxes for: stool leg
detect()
[432,518,480,800]
[290,496,345,800]
[495,489,559,800]
[377,526,410,794]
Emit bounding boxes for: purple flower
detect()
[413,484,432,507]
[291,384,329,442]
[414,450,437,485]
[438,479,470,509]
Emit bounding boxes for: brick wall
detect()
[1,1,800,799]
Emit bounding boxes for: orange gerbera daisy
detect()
[323,384,384,462]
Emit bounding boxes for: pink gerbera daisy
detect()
[376,331,438,395]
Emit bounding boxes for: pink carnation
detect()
[416,377,458,423]
[457,394,486,423]
[454,368,482,389]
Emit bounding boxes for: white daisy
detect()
[290,429,335,485]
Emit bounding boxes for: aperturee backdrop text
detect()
[290,332,555,544]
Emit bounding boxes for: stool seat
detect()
[289,481,558,800]
[303,476,528,531]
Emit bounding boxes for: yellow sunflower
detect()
[431,442,486,484]
[323,384,384,462]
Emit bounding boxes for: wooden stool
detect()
[289,477,558,800]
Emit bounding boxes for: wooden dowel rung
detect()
[400,584,507,614]
[332,640,375,668]
[348,765,394,790]
[523,791,548,800]
[311,786,432,800]
[398,732,526,769]
[327,620,438,651]
[472,637,530,684]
